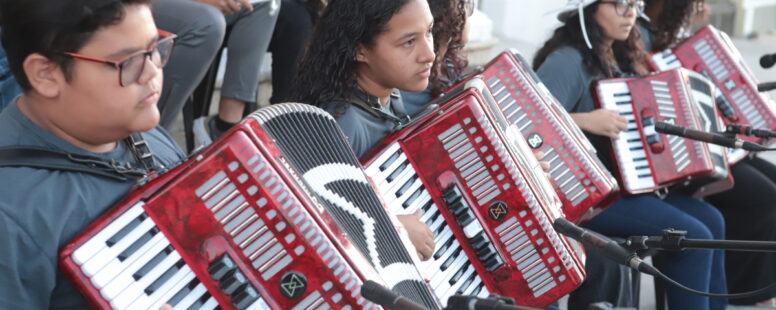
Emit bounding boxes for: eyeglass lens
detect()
[615,0,644,16]
[119,37,174,86]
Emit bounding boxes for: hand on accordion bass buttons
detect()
[397,210,436,261]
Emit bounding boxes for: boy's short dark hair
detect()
[0,0,153,91]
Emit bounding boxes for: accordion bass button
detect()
[484,257,503,271]
[232,285,260,310]
[469,233,488,250]
[207,255,236,281]
[220,271,248,295]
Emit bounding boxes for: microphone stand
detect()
[621,229,776,253]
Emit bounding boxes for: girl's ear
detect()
[355,43,368,63]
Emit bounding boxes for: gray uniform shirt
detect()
[0,101,185,309]
[323,88,425,158]
[536,46,598,114]
[638,21,655,52]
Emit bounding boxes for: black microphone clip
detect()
[726,123,776,139]
[552,218,659,276]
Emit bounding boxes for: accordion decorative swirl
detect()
[59,103,439,310]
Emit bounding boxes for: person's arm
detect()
[570,110,628,139]
[0,213,56,309]
[536,49,627,139]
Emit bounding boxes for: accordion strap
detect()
[0,133,158,182]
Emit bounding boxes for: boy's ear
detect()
[23,53,64,98]
[355,43,368,63]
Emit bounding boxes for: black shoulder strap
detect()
[341,91,413,130]
[125,132,160,172]
[0,144,150,182]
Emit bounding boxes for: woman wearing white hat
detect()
[533,1,727,309]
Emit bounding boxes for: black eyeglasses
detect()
[61,30,176,87]
[599,0,645,16]
[459,0,474,17]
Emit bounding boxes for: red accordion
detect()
[649,25,776,163]
[59,104,440,310]
[362,78,586,309]
[593,68,729,195]
[449,50,618,223]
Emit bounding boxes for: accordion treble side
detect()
[363,79,586,308]
[649,25,776,164]
[593,68,729,195]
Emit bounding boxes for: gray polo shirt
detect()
[0,101,185,309]
[323,88,425,158]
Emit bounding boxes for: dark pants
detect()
[584,193,727,310]
[707,156,776,305]
[267,0,314,104]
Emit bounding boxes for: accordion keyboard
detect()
[72,202,225,310]
[367,144,491,304]
[596,82,656,192]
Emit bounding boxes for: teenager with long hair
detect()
[403,1,635,308]
[293,0,437,261]
[533,1,727,309]
[644,0,776,305]
[641,0,707,51]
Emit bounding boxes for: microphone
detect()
[761,53,776,69]
[552,218,658,276]
[360,280,428,310]
[726,123,776,139]
[758,82,776,92]
[654,121,768,151]
[446,294,535,310]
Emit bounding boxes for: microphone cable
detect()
[648,265,776,299]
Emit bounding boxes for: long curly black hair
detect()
[427,0,468,95]
[292,0,410,107]
[532,2,648,79]
[645,0,703,51]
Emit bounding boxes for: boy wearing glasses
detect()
[0,0,186,308]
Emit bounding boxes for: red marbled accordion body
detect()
[450,51,618,223]
[650,25,776,164]
[363,82,586,309]
[593,68,727,195]
[59,117,383,310]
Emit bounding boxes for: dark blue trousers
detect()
[583,193,727,310]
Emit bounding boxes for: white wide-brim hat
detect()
[551,0,650,49]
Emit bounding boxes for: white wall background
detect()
[480,0,566,49]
